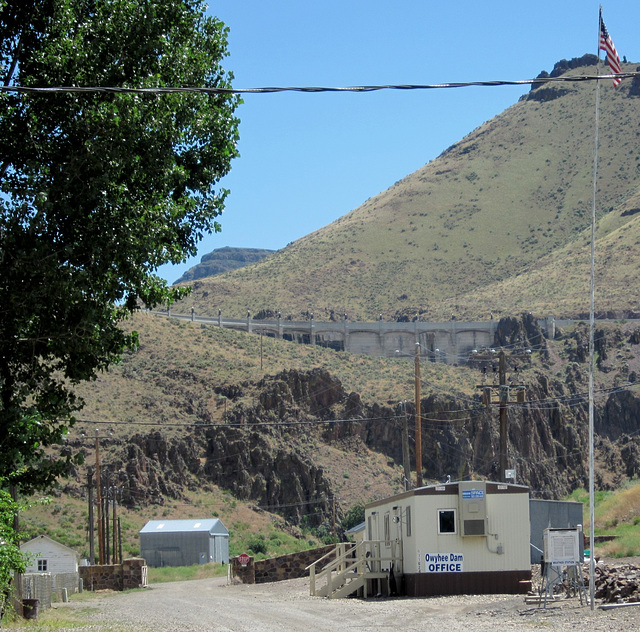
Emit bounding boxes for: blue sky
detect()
[158,1,640,284]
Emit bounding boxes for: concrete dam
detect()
[163,311,560,365]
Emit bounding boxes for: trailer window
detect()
[406,506,412,537]
[438,509,457,534]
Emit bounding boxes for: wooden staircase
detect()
[307,541,402,599]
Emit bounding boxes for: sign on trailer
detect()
[424,553,464,573]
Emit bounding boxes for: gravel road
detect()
[27,575,640,632]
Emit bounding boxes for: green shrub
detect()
[247,535,267,555]
[341,504,365,531]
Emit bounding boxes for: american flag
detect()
[599,10,622,87]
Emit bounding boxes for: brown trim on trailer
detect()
[404,570,532,596]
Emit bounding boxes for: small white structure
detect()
[365,480,531,596]
[21,535,79,574]
[139,518,229,567]
[21,535,81,607]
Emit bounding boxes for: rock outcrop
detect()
[88,315,640,530]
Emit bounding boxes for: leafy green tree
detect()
[0,485,26,620]
[341,503,365,531]
[0,0,240,491]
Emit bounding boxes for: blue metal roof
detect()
[139,518,228,535]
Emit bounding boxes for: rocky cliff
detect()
[84,316,640,530]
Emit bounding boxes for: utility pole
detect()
[105,482,110,565]
[112,487,118,564]
[401,401,411,490]
[87,468,95,565]
[118,517,123,566]
[95,429,104,565]
[414,342,422,488]
[332,495,337,543]
[475,350,528,482]
[498,351,508,483]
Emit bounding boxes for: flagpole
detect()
[588,6,603,612]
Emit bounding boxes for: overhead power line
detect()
[76,415,395,428]
[0,72,636,97]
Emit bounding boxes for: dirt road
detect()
[34,576,640,632]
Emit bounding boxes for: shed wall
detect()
[140,531,229,567]
[529,499,583,564]
[211,534,229,564]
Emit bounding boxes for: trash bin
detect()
[22,598,39,620]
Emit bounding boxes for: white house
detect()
[21,535,79,574]
[365,480,531,596]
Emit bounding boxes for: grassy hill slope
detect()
[174,58,640,321]
[22,312,640,560]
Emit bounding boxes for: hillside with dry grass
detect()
[20,57,640,560]
[173,57,640,321]
[21,310,639,559]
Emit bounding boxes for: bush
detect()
[247,535,267,555]
[341,504,365,531]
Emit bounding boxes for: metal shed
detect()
[139,518,229,567]
[529,498,583,564]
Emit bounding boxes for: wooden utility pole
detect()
[95,429,104,565]
[118,517,123,566]
[332,495,337,543]
[498,351,508,483]
[87,468,95,565]
[401,401,411,490]
[112,488,118,564]
[105,484,110,565]
[414,342,422,488]
[475,350,528,482]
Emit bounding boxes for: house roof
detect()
[139,518,228,535]
[346,521,365,535]
[20,534,79,556]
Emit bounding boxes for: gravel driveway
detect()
[25,575,640,632]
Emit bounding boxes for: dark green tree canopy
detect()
[0,483,26,612]
[0,0,240,490]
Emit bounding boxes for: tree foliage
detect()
[0,485,26,619]
[0,0,240,491]
[341,503,365,531]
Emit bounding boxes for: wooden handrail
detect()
[305,541,354,572]
[309,540,403,598]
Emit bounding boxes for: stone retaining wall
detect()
[79,558,148,591]
[232,545,337,584]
